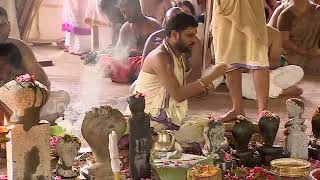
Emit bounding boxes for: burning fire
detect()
[4,116,14,130]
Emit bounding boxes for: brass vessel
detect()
[153,130,175,152]
[270,158,310,177]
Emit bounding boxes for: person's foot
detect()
[83,52,98,65]
[56,39,66,49]
[220,109,244,122]
[281,85,303,97]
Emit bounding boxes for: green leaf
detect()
[50,125,66,136]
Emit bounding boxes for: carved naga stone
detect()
[285,98,308,160]
[0,74,48,131]
[81,106,127,180]
[202,116,228,156]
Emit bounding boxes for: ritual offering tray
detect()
[270,158,310,177]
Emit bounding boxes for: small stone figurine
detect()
[202,115,228,156]
[55,134,81,178]
[285,98,308,159]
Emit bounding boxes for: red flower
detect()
[134,91,145,98]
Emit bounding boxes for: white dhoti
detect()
[242,65,304,100]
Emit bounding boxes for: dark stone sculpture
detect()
[309,107,320,160]
[257,110,286,165]
[232,115,260,167]
[128,92,151,179]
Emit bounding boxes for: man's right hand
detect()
[201,63,228,85]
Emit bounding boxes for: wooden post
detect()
[202,0,214,71]
[6,123,51,180]
[127,93,151,180]
[91,25,100,51]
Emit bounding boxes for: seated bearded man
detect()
[0,7,70,124]
[142,7,223,86]
[278,0,320,74]
[84,0,161,83]
[125,13,227,149]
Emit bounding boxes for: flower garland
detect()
[15,74,36,83]
[134,91,145,99]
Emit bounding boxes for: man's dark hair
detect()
[165,12,198,37]
[0,7,8,18]
[0,43,23,69]
[177,1,196,16]
[117,0,141,9]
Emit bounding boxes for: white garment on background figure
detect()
[28,0,64,43]
[62,0,91,54]
[242,65,304,100]
[0,0,20,39]
[84,0,112,50]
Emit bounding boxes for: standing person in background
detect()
[99,0,125,46]
[139,0,172,24]
[62,0,91,55]
[268,0,292,28]
[177,1,196,16]
[212,0,270,122]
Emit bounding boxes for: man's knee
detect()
[286,65,304,81]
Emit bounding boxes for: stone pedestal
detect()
[6,123,51,180]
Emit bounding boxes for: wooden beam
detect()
[202,0,214,71]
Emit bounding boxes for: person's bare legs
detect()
[253,69,269,117]
[221,69,245,122]
[281,85,303,97]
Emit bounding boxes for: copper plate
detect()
[270,158,310,177]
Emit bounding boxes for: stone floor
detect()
[0,44,319,175]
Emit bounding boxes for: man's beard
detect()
[175,40,193,53]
